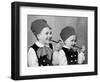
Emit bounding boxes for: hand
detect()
[78,51,85,64]
[81,45,86,53]
[55,41,63,51]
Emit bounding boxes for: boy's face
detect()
[37,27,52,44]
[64,35,77,49]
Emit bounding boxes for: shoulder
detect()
[29,47,34,50]
[30,43,39,52]
[59,49,66,56]
[62,47,70,53]
[28,47,38,58]
[31,43,38,48]
[62,47,68,50]
[28,43,38,54]
[28,47,35,54]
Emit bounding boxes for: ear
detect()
[37,33,41,40]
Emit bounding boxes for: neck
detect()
[38,40,49,47]
[38,40,45,45]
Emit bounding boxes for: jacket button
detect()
[43,60,45,62]
[75,60,77,62]
[71,55,73,57]
[71,60,73,62]
[74,54,76,57]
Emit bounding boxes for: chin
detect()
[71,46,73,48]
[45,40,50,44]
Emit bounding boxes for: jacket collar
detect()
[35,41,49,47]
[63,45,71,49]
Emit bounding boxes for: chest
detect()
[32,43,53,66]
[63,48,78,65]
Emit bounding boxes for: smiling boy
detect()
[28,19,53,67]
[53,26,85,65]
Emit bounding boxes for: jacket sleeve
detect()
[53,50,67,65]
[78,52,85,64]
[58,50,67,65]
[27,48,39,67]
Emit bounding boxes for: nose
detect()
[73,41,76,46]
[48,33,52,38]
[46,34,52,41]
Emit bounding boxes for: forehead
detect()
[41,27,52,33]
[66,35,77,41]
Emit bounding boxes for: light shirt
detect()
[28,41,45,67]
[53,45,68,65]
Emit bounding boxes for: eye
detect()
[50,32,52,35]
[74,40,77,42]
[71,40,74,42]
[45,32,48,35]
[71,40,75,42]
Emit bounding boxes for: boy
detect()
[28,19,53,67]
[53,26,85,65]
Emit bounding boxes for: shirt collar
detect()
[63,45,71,49]
[35,41,49,47]
[35,41,44,47]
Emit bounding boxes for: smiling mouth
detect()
[46,37,52,41]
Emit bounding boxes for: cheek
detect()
[39,34,45,40]
[70,41,73,45]
[42,34,48,40]
[68,42,72,45]
[66,41,72,46]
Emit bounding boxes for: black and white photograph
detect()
[11,2,97,80]
[27,15,88,67]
